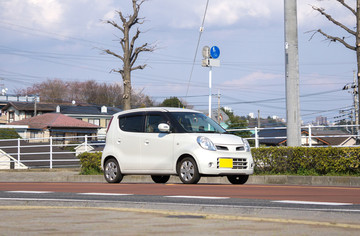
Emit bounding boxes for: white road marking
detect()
[6,191,53,194]
[272,200,353,206]
[164,195,230,200]
[78,193,133,196]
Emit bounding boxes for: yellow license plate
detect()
[219,158,233,168]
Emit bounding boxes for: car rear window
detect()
[119,115,144,132]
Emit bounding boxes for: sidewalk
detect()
[1,169,360,186]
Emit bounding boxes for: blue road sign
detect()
[210,46,220,59]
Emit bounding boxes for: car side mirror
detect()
[158,123,170,133]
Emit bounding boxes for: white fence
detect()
[0,135,105,169]
[228,124,360,148]
[0,125,358,169]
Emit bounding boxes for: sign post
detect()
[202,46,220,119]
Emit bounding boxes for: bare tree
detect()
[15,79,154,107]
[310,0,360,114]
[103,0,155,110]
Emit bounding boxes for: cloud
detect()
[222,71,282,88]
[145,0,283,30]
[206,1,279,26]
[0,0,117,39]
[1,0,63,29]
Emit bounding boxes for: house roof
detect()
[7,113,99,130]
[255,129,287,145]
[59,105,121,115]
[303,130,354,146]
[2,102,56,112]
[2,102,122,116]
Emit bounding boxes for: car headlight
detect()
[243,138,251,152]
[197,136,216,151]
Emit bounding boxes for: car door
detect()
[140,112,174,172]
[116,114,144,171]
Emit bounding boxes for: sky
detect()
[0,0,357,124]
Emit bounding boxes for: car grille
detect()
[215,145,244,151]
[217,158,248,169]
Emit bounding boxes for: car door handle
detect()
[144,140,150,145]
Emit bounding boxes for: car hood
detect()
[200,133,244,145]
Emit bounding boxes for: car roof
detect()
[113,107,202,116]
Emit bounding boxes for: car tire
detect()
[227,175,249,185]
[151,175,170,184]
[104,158,123,183]
[177,157,201,184]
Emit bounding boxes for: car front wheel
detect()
[177,157,200,184]
[104,158,123,183]
[227,175,249,185]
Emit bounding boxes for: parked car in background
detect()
[101,107,254,184]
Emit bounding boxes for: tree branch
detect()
[128,0,141,29]
[316,29,356,51]
[129,29,141,55]
[110,69,125,77]
[104,20,124,34]
[312,5,356,36]
[117,10,127,24]
[130,43,154,67]
[104,49,125,62]
[131,64,147,71]
[336,0,356,15]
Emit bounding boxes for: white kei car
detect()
[101,107,254,184]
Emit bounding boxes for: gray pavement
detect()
[0,169,359,235]
[0,168,360,186]
[0,204,359,236]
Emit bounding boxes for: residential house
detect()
[6,113,100,143]
[1,102,121,136]
[0,95,39,125]
[1,102,56,123]
[56,105,122,136]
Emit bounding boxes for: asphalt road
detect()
[0,182,359,235]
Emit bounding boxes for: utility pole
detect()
[209,67,212,118]
[34,95,37,117]
[217,90,221,124]
[257,110,261,128]
[357,0,360,134]
[353,70,359,136]
[284,0,301,146]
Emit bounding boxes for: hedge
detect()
[251,147,360,175]
[78,147,360,176]
[78,152,102,175]
[0,128,21,139]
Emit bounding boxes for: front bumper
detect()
[194,149,254,176]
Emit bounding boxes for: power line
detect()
[185,0,210,98]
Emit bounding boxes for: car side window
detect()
[119,115,144,132]
[145,114,169,133]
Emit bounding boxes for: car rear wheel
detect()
[151,175,170,184]
[177,157,200,184]
[104,158,123,183]
[227,175,249,185]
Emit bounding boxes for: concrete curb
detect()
[0,169,359,186]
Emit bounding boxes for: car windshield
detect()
[170,112,226,133]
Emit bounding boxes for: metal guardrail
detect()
[228,124,360,148]
[0,135,105,169]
